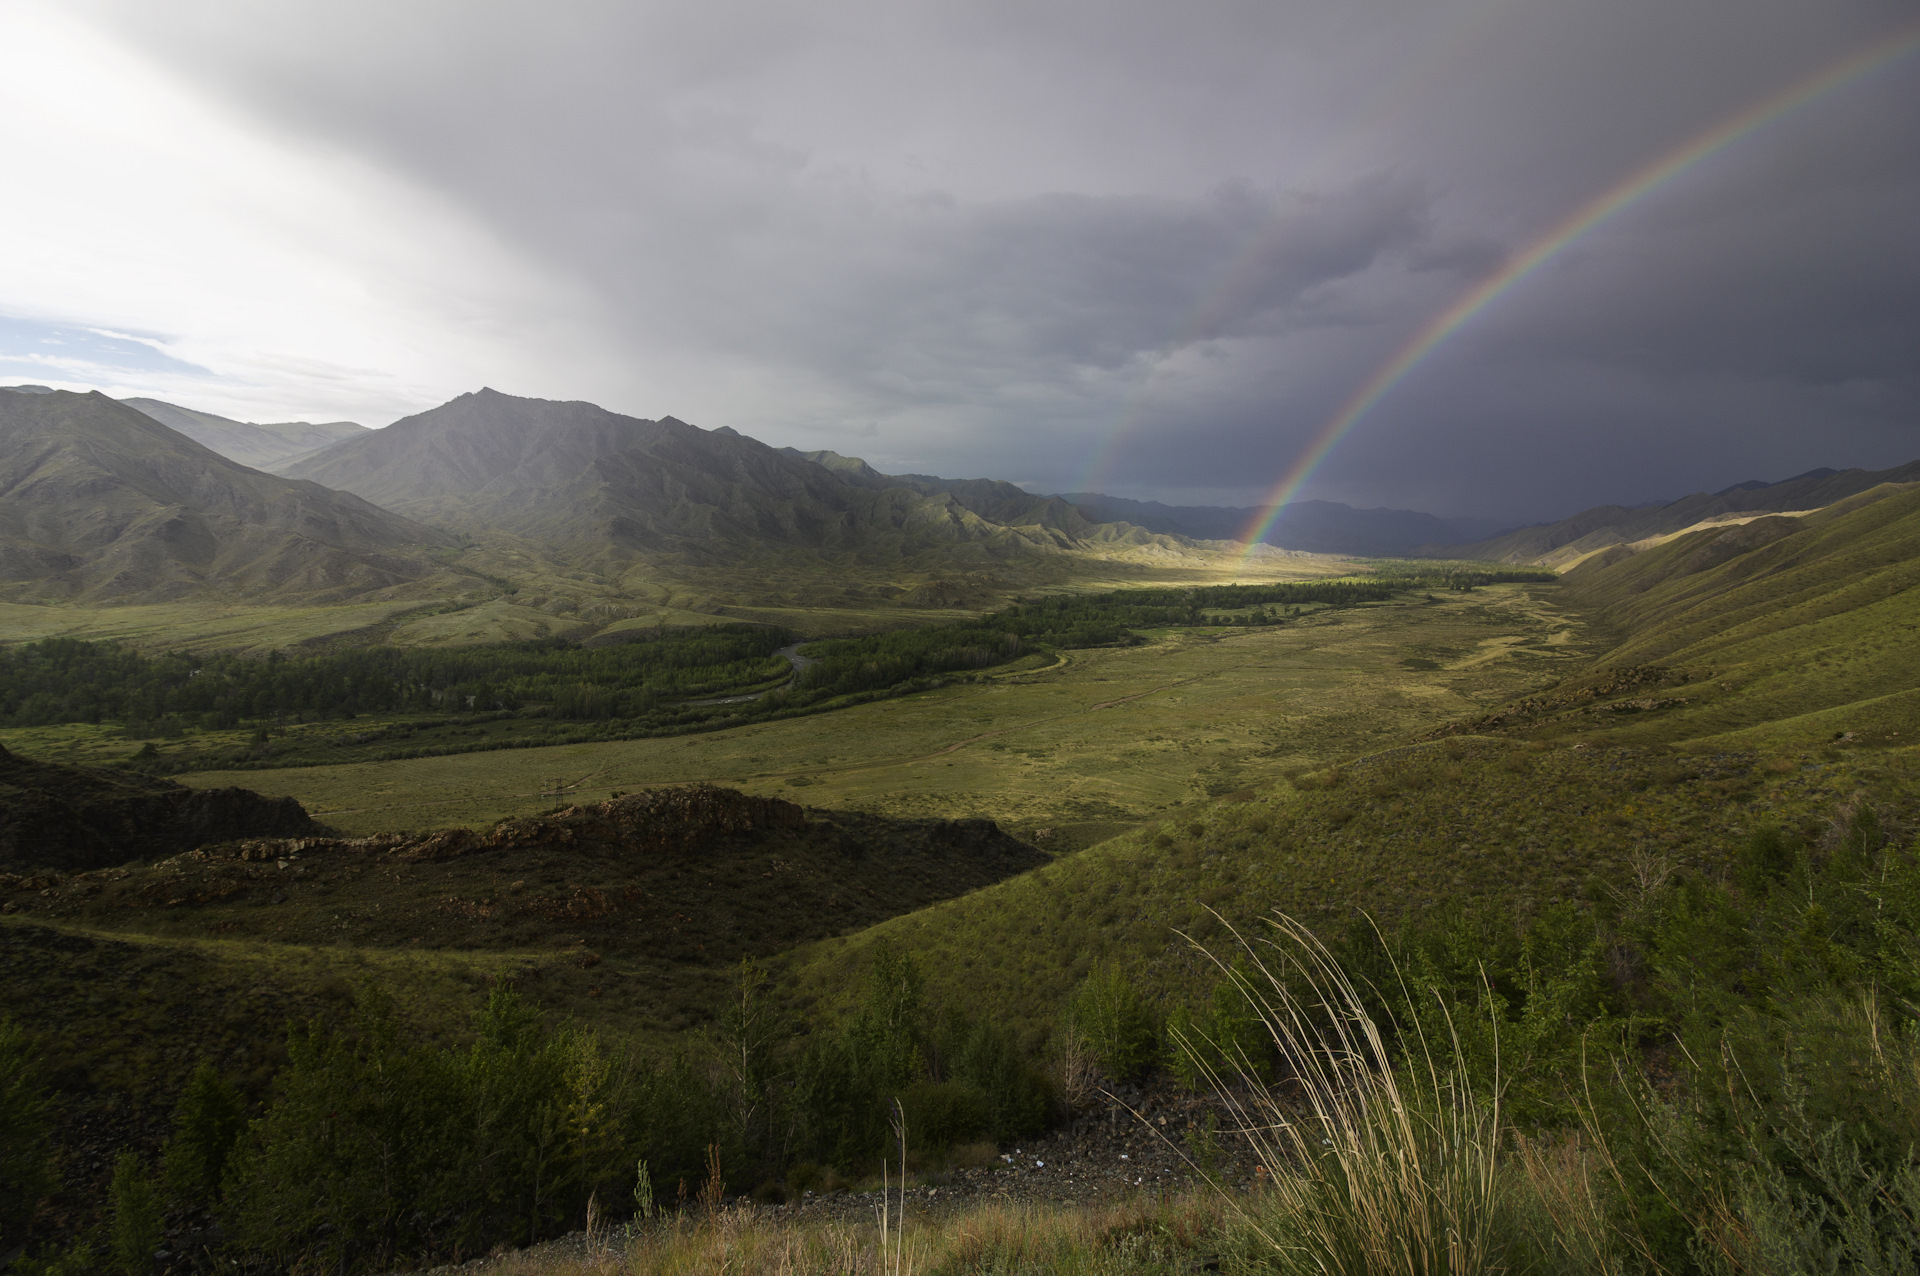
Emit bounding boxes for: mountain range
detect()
[276,390,1137,565]
[0,387,1234,623]
[263,391,1236,623]
[0,387,450,605]
[1434,462,1920,566]
[1056,492,1507,557]
[120,398,368,471]
[11,377,1916,629]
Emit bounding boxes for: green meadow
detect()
[160,584,1585,838]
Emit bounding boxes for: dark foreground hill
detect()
[3,784,1046,1008]
[0,743,314,875]
[121,398,368,471]
[1436,458,1920,566]
[0,389,452,604]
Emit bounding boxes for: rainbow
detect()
[1234,20,1920,566]
[1069,0,1523,499]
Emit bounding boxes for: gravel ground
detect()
[402,1079,1267,1274]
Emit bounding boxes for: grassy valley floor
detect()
[162,585,1585,841]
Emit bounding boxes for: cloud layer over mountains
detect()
[4,0,1917,522]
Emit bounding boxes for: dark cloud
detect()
[59,0,1920,520]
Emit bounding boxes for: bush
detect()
[946,1020,1050,1141]
[1065,965,1158,1082]
[1166,961,1271,1093]
[898,1081,991,1151]
[0,1016,54,1241]
[793,946,927,1169]
[161,1062,245,1208]
[221,986,636,1270]
[107,1155,163,1275]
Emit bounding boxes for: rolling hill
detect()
[1379,477,1920,754]
[1435,459,1920,566]
[0,388,453,605]
[120,398,368,472]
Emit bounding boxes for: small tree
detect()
[0,1016,54,1242]
[162,1063,245,1208]
[108,1154,164,1275]
[1065,965,1158,1082]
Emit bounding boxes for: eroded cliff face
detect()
[0,744,315,873]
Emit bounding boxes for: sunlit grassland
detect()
[163,586,1586,839]
[0,540,1356,656]
[779,736,1920,1049]
[1510,483,1920,752]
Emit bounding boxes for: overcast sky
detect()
[3,0,1916,522]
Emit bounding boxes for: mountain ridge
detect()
[0,388,453,605]
[121,398,368,472]
[280,389,1218,573]
[1053,491,1506,557]
[1433,460,1920,566]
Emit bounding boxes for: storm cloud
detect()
[6,0,1917,522]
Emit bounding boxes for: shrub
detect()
[947,1020,1050,1141]
[794,946,929,1169]
[161,1062,245,1208]
[898,1081,991,1151]
[221,986,635,1269]
[1065,965,1158,1082]
[108,1155,163,1275]
[0,1016,54,1241]
[1166,961,1271,1093]
[220,992,467,1268]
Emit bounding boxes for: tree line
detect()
[0,629,790,731]
[0,572,1556,746]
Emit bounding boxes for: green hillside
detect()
[1445,481,1920,750]
[1438,459,1920,566]
[781,738,1919,1043]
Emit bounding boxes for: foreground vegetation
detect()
[10,787,1915,1272]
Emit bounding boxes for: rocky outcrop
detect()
[2,784,1046,970]
[206,785,811,868]
[0,744,315,873]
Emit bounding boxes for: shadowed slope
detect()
[0,742,314,874]
[3,785,1048,1035]
[0,390,452,604]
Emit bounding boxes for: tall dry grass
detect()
[436,1193,1229,1275]
[1170,912,1524,1276]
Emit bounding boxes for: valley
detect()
[158,585,1582,837]
[3,379,1919,1275]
